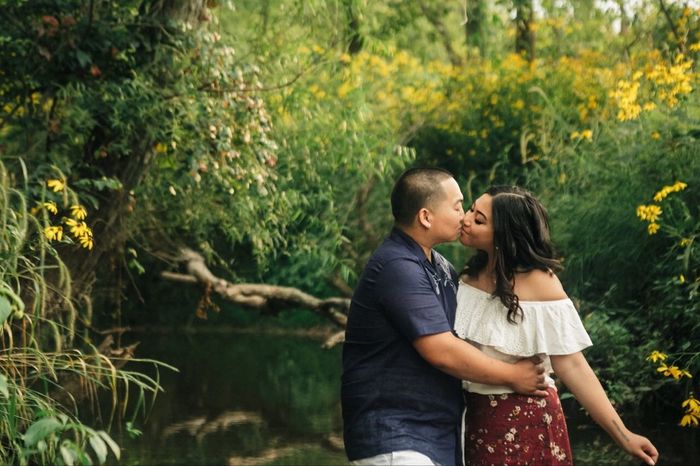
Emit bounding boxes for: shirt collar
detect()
[390,227,434,268]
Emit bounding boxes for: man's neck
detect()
[396,225,433,262]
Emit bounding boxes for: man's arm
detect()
[413,331,549,396]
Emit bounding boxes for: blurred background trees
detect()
[1,0,698,462]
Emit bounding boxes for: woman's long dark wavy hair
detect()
[462,186,562,323]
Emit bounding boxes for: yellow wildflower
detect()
[43,201,58,215]
[651,131,661,140]
[65,218,92,238]
[653,181,688,202]
[44,225,63,242]
[648,222,660,235]
[155,142,168,153]
[70,204,87,220]
[680,238,692,247]
[690,42,700,52]
[646,350,668,363]
[679,274,686,284]
[337,81,354,98]
[610,79,642,121]
[578,105,589,121]
[657,364,686,379]
[682,396,700,414]
[680,413,699,427]
[47,179,66,192]
[65,218,94,249]
[78,234,94,250]
[636,205,662,222]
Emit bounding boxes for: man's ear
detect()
[418,208,431,229]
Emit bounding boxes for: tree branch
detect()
[418,1,462,66]
[658,0,686,54]
[162,248,349,329]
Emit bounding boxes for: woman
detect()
[455,185,658,466]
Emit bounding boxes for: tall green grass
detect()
[0,161,175,465]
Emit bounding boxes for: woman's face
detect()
[459,194,494,252]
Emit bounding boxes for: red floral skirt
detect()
[463,386,572,466]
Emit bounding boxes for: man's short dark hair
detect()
[391,167,454,227]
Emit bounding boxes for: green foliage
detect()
[20,415,120,466]
[1,1,700,461]
[0,159,172,465]
[577,311,659,408]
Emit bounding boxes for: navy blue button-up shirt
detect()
[341,228,462,465]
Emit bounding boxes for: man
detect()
[341,168,547,466]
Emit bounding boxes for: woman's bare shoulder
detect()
[514,269,568,301]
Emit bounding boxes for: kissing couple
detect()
[341,168,658,466]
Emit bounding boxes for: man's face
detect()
[426,177,465,243]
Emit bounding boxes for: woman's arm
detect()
[551,352,659,466]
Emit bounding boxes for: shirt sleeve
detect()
[375,257,453,341]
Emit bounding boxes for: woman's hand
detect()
[621,432,658,466]
[551,352,659,465]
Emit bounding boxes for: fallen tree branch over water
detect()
[161,248,349,347]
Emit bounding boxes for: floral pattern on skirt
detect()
[464,386,572,466]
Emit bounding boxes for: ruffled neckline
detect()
[459,281,571,306]
[455,282,593,357]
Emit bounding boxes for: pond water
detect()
[103,330,697,466]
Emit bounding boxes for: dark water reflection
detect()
[104,331,696,466]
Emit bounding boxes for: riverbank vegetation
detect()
[1,0,698,464]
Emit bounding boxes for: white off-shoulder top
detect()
[454,282,593,395]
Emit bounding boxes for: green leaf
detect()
[0,373,8,398]
[24,417,62,447]
[0,295,11,324]
[128,258,145,275]
[96,431,120,461]
[89,433,107,464]
[76,50,91,67]
[60,445,76,466]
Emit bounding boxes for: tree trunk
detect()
[617,0,629,35]
[465,0,487,59]
[418,0,462,66]
[514,0,535,61]
[345,0,364,55]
